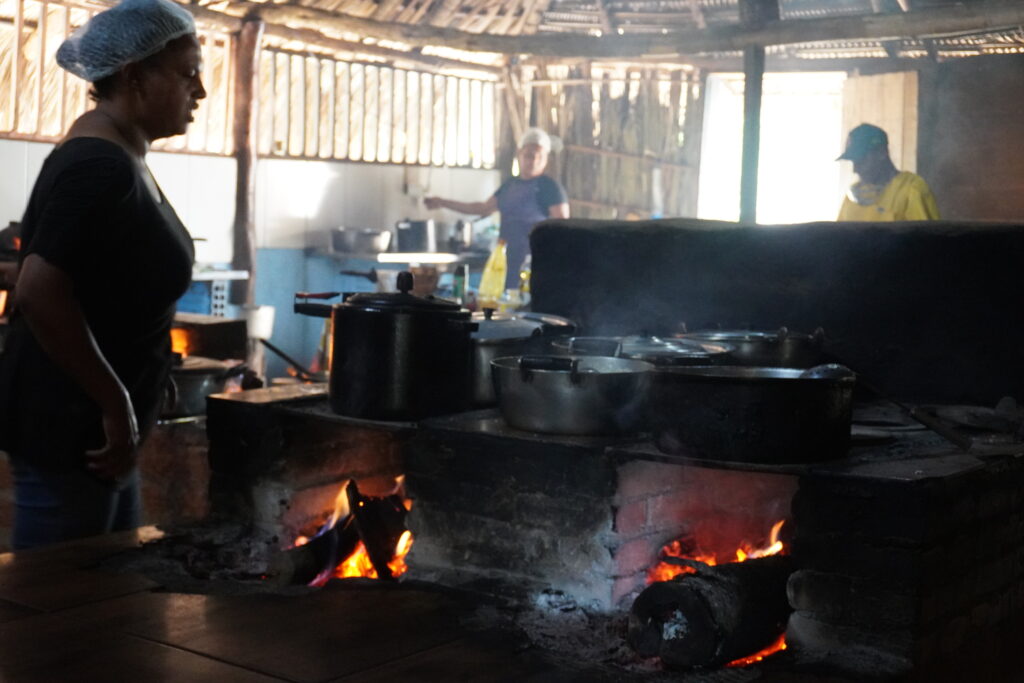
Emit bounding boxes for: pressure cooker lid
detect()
[344,271,462,313]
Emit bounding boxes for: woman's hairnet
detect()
[56,0,196,83]
[518,127,551,150]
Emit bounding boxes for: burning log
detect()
[270,480,409,585]
[270,515,362,586]
[346,480,408,580]
[628,555,794,669]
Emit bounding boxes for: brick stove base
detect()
[204,388,1024,681]
[404,410,797,611]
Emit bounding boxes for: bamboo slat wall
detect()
[523,63,701,219]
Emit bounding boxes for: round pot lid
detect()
[619,335,732,361]
[472,308,573,340]
[344,270,462,313]
[173,355,230,374]
[554,335,732,361]
[683,329,781,343]
[472,309,543,340]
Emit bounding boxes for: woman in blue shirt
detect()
[425,128,570,290]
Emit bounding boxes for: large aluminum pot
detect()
[652,365,855,463]
[678,327,824,368]
[471,310,576,406]
[554,335,734,366]
[294,271,476,420]
[492,355,653,435]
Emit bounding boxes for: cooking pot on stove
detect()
[163,355,247,418]
[471,309,576,406]
[677,327,824,368]
[652,365,855,463]
[553,336,734,366]
[294,271,476,420]
[492,355,653,435]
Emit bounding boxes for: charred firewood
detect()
[628,555,794,669]
[270,514,361,585]
[347,480,407,580]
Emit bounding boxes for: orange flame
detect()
[296,477,414,587]
[647,520,787,584]
[725,633,787,667]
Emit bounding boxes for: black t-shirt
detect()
[0,138,194,459]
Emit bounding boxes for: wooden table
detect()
[0,527,565,683]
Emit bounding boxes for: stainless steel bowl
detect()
[491,355,653,435]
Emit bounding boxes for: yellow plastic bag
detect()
[478,239,507,308]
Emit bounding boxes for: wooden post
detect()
[679,68,706,217]
[230,16,264,306]
[738,0,777,224]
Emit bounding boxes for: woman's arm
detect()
[14,254,138,479]
[423,195,498,216]
[548,202,570,219]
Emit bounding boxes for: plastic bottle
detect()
[518,254,532,306]
[452,264,469,304]
[478,239,507,309]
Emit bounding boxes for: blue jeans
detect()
[8,456,141,550]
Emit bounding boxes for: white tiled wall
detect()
[0,138,500,258]
[255,158,501,249]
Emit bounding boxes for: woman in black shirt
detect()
[0,0,204,548]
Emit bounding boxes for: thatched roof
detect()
[186,0,1024,67]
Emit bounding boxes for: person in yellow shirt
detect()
[836,123,940,221]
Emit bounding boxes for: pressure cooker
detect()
[294,271,477,420]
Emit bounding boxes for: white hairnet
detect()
[519,127,551,150]
[56,0,196,82]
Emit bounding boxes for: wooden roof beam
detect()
[594,0,614,35]
[687,0,706,29]
[262,23,503,74]
[218,1,1024,58]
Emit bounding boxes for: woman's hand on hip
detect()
[86,396,140,480]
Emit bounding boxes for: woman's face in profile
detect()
[135,35,207,140]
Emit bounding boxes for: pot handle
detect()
[216,363,249,381]
[519,355,581,383]
[164,375,179,415]
[447,319,479,333]
[296,291,342,300]
[568,338,622,357]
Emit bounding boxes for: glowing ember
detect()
[647,520,787,584]
[725,634,787,667]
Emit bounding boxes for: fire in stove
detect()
[648,519,787,583]
[277,478,413,587]
[629,519,792,671]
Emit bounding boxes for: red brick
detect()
[614,536,660,577]
[613,500,648,537]
[615,461,688,502]
[612,573,646,609]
